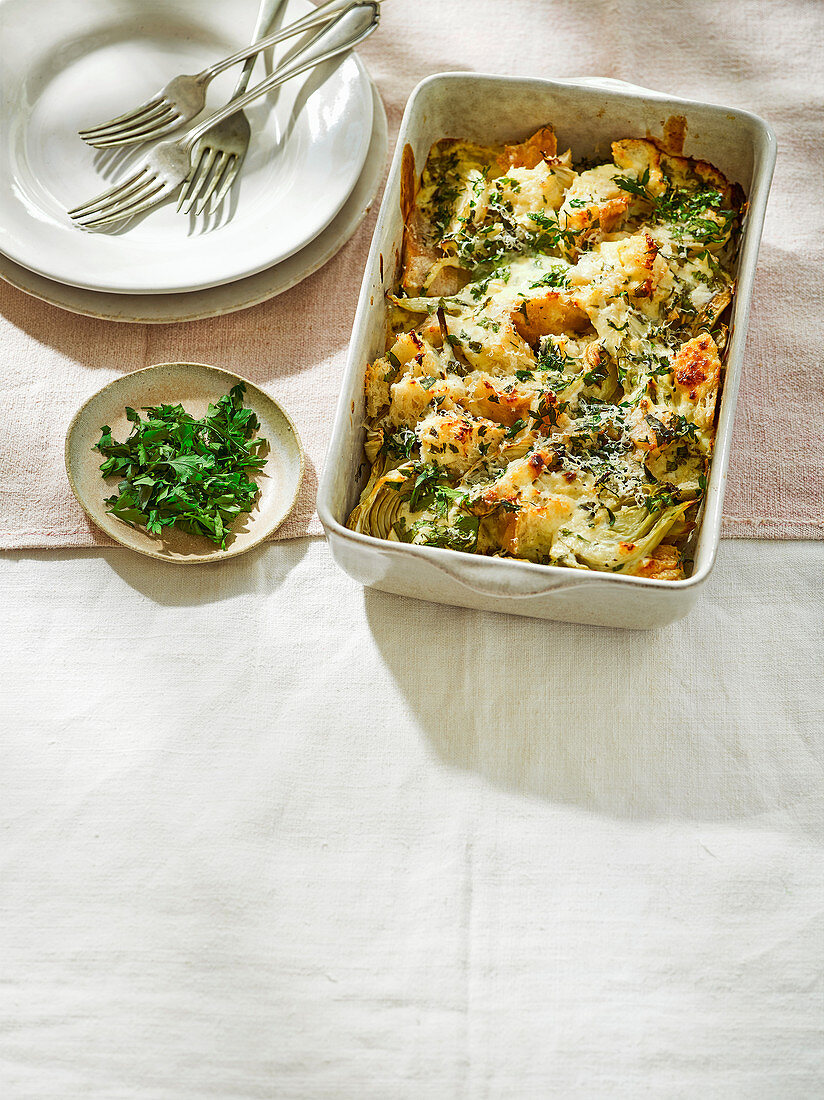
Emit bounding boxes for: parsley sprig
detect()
[612,168,734,245]
[95,384,268,549]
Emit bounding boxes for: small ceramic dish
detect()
[65,361,304,563]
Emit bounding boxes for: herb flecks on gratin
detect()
[96,384,268,549]
[348,128,743,579]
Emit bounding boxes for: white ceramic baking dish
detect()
[317,73,776,629]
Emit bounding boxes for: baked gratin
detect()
[347,128,743,579]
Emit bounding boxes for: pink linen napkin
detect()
[0,0,821,548]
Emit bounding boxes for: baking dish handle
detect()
[424,554,597,599]
[565,75,664,96]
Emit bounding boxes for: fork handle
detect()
[200,0,365,83]
[232,0,289,98]
[186,3,380,147]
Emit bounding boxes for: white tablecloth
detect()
[2,539,823,1097]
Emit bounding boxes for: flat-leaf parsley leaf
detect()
[95,384,268,549]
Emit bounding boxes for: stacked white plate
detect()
[0,0,387,322]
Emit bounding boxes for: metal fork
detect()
[77,0,361,149]
[68,3,380,230]
[177,0,287,217]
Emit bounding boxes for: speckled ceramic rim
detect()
[65,361,305,564]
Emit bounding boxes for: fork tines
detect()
[68,169,166,228]
[78,97,182,149]
[177,150,241,217]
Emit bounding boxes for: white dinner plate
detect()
[0,83,387,322]
[0,0,373,294]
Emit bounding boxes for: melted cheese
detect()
[350,131,740,579]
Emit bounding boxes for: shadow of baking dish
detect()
[363,562,823,830]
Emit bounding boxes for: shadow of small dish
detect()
[65,361,304,564]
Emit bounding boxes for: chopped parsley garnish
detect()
[537,341,574,373]
[612,168,735,245]
[95,384,267,549]
[611,168,651,200]
[530,267,569,289]
[354,134,740,577]
[505,418,527,439]
[382,427,417,459]
[395,514,480,552]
